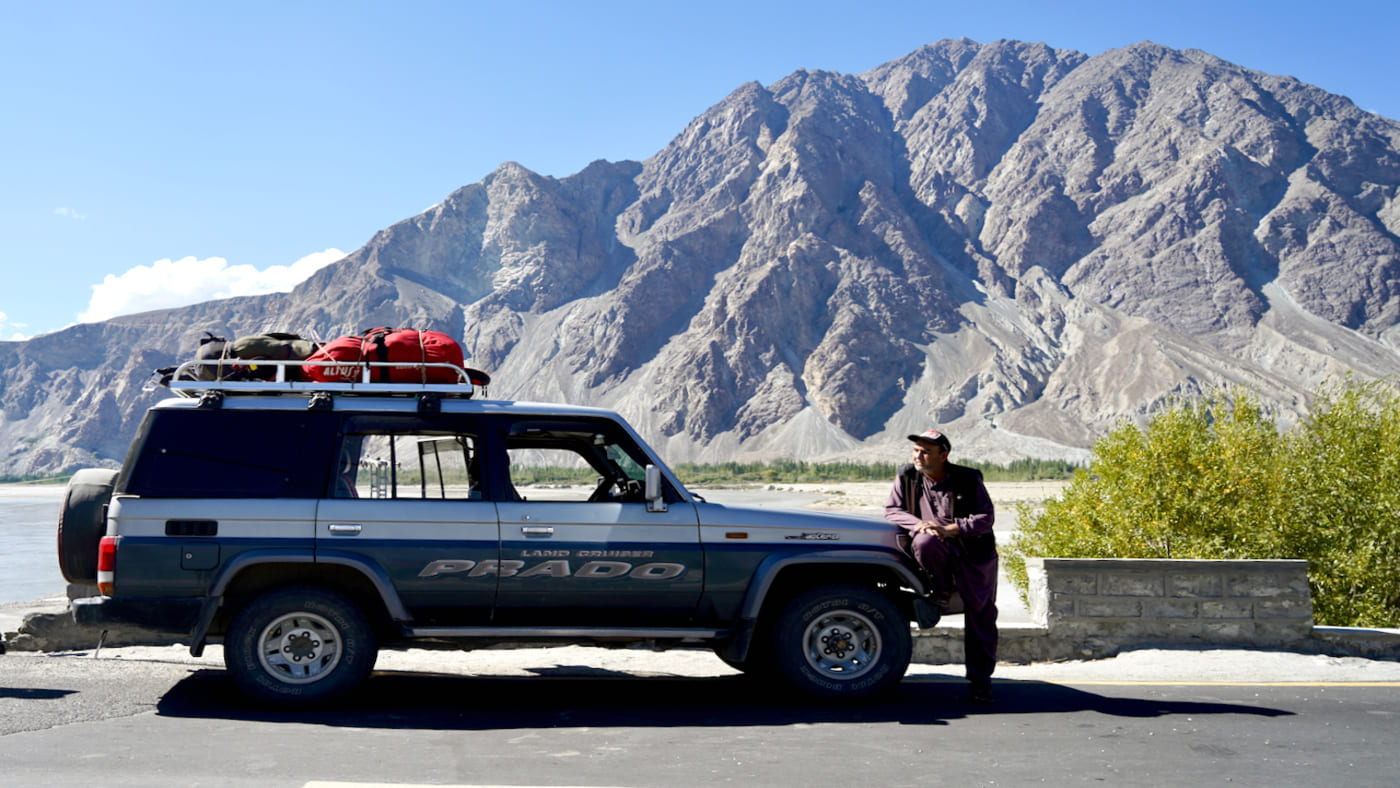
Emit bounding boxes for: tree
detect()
[1004,380,1400,627]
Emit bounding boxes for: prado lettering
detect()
[418,558,686,580]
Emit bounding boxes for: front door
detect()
[488,416,702,626]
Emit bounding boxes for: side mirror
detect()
[645,465,668,513]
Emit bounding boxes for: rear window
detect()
[120,408,334,498]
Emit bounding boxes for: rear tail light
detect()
[97,536,116,595]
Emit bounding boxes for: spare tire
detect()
[57,469,119,583]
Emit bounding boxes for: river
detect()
[0,486,68,604]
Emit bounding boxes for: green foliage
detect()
[1270,379,1400,626]
[1004,379,1400,627]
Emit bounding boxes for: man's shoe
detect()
[968,683,996,705]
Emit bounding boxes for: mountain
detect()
[5,38,1400,475]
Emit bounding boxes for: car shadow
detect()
[155,667,1294,729]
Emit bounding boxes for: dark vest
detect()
[896,463,997,564]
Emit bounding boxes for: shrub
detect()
[1004,380,1400,628]
[1270,379,1400,626]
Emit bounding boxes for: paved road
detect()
[5,482,1396,785]
[2,646,1398,787]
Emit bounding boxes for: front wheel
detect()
[767,584,911,700]
[225,587,377,706]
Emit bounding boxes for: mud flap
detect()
[912,597,942,629]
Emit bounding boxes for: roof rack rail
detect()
[160,359,487,399]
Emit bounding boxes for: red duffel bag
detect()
[302,327,466,384]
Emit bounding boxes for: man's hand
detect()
[916,520,961,538]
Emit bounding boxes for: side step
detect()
[404,626,728,641]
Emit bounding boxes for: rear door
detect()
[114,406,331,598]
[314,413,499,626]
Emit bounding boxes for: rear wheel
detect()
[225,587,377,706]
[767,584,911,700]
[56,469,119,583]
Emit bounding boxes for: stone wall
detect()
[1025,557,1314,647]
[910,558,1400,665]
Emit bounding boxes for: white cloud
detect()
[77,249,345,323]
[0,311,28,341]
[53,206,87,220]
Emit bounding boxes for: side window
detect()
[122,409,334,498]
[502,419,652,503]
[335,432,481,500]
[504,446,597,502]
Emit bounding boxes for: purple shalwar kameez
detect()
[884,463,999,685]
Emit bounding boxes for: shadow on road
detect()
[155,667,1294,729]
[0,687,77,700]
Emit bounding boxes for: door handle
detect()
[520,526,555,536]
[327,523,362,535]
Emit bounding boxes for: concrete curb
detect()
[912,621,1400,664]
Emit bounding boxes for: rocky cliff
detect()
[5,38,1400,474]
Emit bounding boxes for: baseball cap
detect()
[907,428,951,451]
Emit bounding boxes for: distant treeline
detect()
[0,473,71,485]
[672,458,1078,486]
[472,458,1079,486]
[1,459,1078,488]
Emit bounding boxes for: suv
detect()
[62,357,937,705]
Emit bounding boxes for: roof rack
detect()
[160,359,488,399]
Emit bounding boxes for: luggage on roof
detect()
[303,327,465,384]
[151,327,490,399]
[193,331,320,381]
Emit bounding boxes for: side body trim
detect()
[740,550,926,621]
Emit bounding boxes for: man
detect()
[884,428,999,704]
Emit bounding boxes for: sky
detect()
[3,0,1398,341]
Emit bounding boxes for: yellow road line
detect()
[908,677,1400,687]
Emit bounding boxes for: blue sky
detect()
[3,0,1397,340]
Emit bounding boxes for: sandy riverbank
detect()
[736,480,1067,529]
[0,484,66,498]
